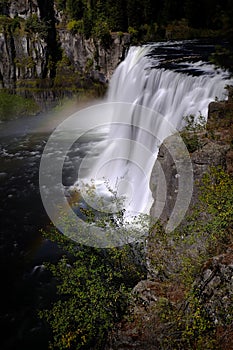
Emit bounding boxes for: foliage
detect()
[55,0,67,12]
[200,166,233,253]
[66,19,84,35]
[39,200,147,350]
[147,165,233,349]
[66,0,85,20]
[0,91,39,120]
[181,113,206,152]
[0,15,20,33]
[1,0,233,64]
[92,18,111,47]
[0,0,8,15]
[24,14,49,38]
[63,1,233,64]
[39,248,127,349]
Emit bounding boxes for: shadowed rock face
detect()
[0,1,130,93]
[150,87,233,225]
[150,135,230,225]
[194,247,233,324]
[105,92,233,350]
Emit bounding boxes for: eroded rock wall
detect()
[105,90,233,350]
[0,1,130,92]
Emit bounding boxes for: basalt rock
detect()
[57,30,130,83]
[0,1,130,108]
[150,88,233,225]
[105,94,233,350]
[194,246,233,326]
[150,135,230,226]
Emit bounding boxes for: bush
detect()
[0,91,39,120]
[92,19,111,47]
[0,15,21,33]
[24,14,49,38]
[181,113,206,152]
[38,226,146,350]
[67,19,84,35]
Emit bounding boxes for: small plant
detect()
[92,18,111,48]
[0,15,20,33]
[183,113,206,132]
[181,113,206,152]
[117,31,123,38]
[0,91,39,120]
[67,19,84,35]
[24,14,49,38]
[39,226,146,350]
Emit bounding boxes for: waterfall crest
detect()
[77,43,232,219]
[107,45,231,129]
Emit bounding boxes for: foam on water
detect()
[75,43,232,218]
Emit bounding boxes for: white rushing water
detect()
[76,43,232,220]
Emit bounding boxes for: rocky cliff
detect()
[106,89,233,350]
[0,0,130,108]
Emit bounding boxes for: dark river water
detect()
[0,102,103,349]
[0,39,232,350]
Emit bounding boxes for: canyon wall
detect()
[105,89,233,350]
[0,0,130,108]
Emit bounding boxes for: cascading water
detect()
[107,44,231,128]
[75,42,232,224]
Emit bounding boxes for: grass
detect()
[0,91,40,121]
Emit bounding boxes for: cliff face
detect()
[0,0,130,103]
[106,91,233,350]
[57,30,130,82]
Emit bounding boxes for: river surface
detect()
[0,101,104,349]
[0,39,232,349]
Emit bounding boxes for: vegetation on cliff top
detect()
[0,91,39,120]
[57,0,233,49]
[0,0,232,119]
[38,98,233,349]
[39,161,233,349]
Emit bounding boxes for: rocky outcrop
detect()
[0,1,130,107]
[150,87,233,224]
[7,0,39,19]
[57,30,130,82]
[106,93,233,350]
[150,135,230,224]
[194,246,233,326]
[0,0,57,88]
[106,248,233,350]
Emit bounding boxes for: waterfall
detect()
[107,45,230,129]
[76,43,232,222]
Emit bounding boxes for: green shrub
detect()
[0,15,21,33]
[67,19,84,34]
[181,113,206,152]
[0,91,39,120]
[39,225,146,349]
[24,14,49,38]
[92,19,111,47]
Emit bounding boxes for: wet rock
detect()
[208,101,226,119]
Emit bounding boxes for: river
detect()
[0,39,232,349]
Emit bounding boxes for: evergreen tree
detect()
[127,0,144,29]
[67,0,85,20]
[162,0,185,23]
